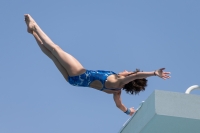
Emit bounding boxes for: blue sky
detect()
[1,0,200,133]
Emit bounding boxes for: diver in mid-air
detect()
[24,14,170,116]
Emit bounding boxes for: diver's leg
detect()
[32,31,69,81]
[25,14,85,76]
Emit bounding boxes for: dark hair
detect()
[122,69,148,95]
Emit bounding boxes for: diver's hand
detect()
[155,68,171,80]
[129,107,136,116]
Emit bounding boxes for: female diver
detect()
[24,14,171,116]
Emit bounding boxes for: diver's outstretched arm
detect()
[121,68,171,85]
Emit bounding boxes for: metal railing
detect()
[185,85,200,94]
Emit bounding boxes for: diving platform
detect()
[119,90,200,133]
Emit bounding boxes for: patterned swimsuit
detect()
[68,70,121,91]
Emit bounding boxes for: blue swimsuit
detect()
[68,70,121,91]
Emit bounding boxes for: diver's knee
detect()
[51,44,62,53]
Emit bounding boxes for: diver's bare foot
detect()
[24,14,37,34]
